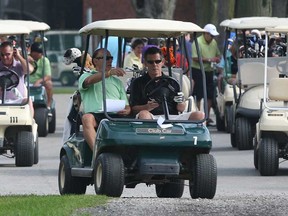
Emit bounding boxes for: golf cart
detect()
[58,18,217,198]
[0,22,38,166]
[9,20,56,137]
[253,25,288,176]
[219,17,288,150]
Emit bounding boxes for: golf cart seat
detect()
[163,67,197,112]
[268,78,288,101]
[237,60,279,88]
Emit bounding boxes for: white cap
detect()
[63,48,82,65]
[204,24,219,36]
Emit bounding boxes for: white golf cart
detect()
[3,20,56,137]
[254,25,288,176]
[220,17,288,150]
[0,22,38,166]
[58,18,217,198]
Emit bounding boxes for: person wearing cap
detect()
[191,23,221,126]
[123,38,144,70]
[29,42,53,110]
[62,48,94,142]
[63,47,94,75]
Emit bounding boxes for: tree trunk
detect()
[131,0,177,19]
[235,0,272,17]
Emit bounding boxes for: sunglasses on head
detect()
[95,56,114,60]
[146,59,162,64]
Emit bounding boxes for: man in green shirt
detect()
[30,42,53,109]
[79,48,131,150]
[191,24,221,126]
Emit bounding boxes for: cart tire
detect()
[253,135,258,170]
[58,155,87,195]
[258,137,279,176]
[48,108,56,133]
[235,117,253,150]
[34,107,49,137]
[216,113,225,131]
[225,105,233,133]
[189,154,217,199]
[94,153,124,197]
[155,179,184,198]
[15,131,34,167]
[34,133,39,164]
[230,131,236,148]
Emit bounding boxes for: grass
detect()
[53,87,76,94]
[0,195,110,216]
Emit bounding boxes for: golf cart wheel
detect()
[235,117,253,150]
[155,179,184,198]
[58,155,87,195]
[224,105,233,133]
[258,137,279,176]
[216,113,225,132]
[94,153,124,197]
[60,72,76,86]
[34,132,39,165]
[230,132,236,148]
[189,154,217,199]
[253,135,259,170]
[15,131,34,167]
[48,108,56,133]
[34,107,49,137]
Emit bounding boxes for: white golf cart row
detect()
[218,17,288,150]
[254,25,288,176]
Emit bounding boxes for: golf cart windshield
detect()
[0,22,31,106]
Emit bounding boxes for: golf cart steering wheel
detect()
[276,60,288,76]
[144,76,180,104]
[0,68,20,91]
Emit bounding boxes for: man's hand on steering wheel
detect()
[173,92,185,103]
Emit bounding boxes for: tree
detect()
[131,0,177,19]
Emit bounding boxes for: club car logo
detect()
[136,128,184,134]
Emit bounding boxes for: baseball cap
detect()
[30,42,43,53]
[63,48,82,65]
[204,24,219,36]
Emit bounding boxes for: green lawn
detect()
[53,86,76,94]
[0,195,110,216]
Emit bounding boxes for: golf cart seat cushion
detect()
[269,78,288,101]
[237,60,279,87]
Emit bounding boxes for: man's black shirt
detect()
[129,73,179,115]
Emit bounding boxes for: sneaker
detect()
[207,118,215,127]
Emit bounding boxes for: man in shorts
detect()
[191,24,221,126]
[79,48,131,150]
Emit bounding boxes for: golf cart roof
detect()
[265,25,288,33]
[0,23,31,35]
[220,17,285,30]
[79,18,204,38]
[0,20,50,32]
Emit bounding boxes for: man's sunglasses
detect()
[146,59,162,64]
[95,56,114,60]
